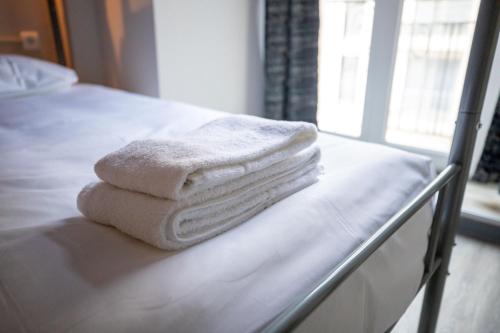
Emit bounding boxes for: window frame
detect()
[362,0,452,168]
[319,0,497,172]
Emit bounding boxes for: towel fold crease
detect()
[94,115,318,199]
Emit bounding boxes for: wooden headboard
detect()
[0,0,72,67]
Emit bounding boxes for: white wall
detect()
[65,0,159,97]
[65,0,263,111]
[64,0,104,84]
[153,0,265,115]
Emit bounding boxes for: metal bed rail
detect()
[262,164,460,333]
[262,0,499,332]
[417,1,499,331]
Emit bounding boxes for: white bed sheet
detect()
[0,85,434,333]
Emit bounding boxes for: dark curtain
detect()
[265,0,320,123]
[473,96,500,183]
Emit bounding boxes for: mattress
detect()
[0,84,434,333]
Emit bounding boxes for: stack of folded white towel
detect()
[77,115,321,250]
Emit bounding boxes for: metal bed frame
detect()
[262,0,500,332]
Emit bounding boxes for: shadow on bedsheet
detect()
[0,218,235,333]
[51,217,178,285]
[0,217,178,287]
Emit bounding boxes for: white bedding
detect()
[0,55,78,99]
[0,84,434,333]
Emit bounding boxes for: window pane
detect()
[386,0,480,152]
[339,57,358,102]
[317,0,374,137]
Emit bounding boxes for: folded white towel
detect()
[94,115,317,200]
[78,147,320,250]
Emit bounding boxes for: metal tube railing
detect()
[262,164,460,333]
[423,183,448,274]
[417,1,499,332]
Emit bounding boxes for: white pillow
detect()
[0,54,78,99]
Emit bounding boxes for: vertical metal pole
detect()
[423,184,449,273]
[417,1,499,332]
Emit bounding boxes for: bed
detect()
[0,1,497,331]
[0,82,434,332]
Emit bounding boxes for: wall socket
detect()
[20,31,40,51]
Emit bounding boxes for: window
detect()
[318,0,480,164]
[317,0,374,137]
